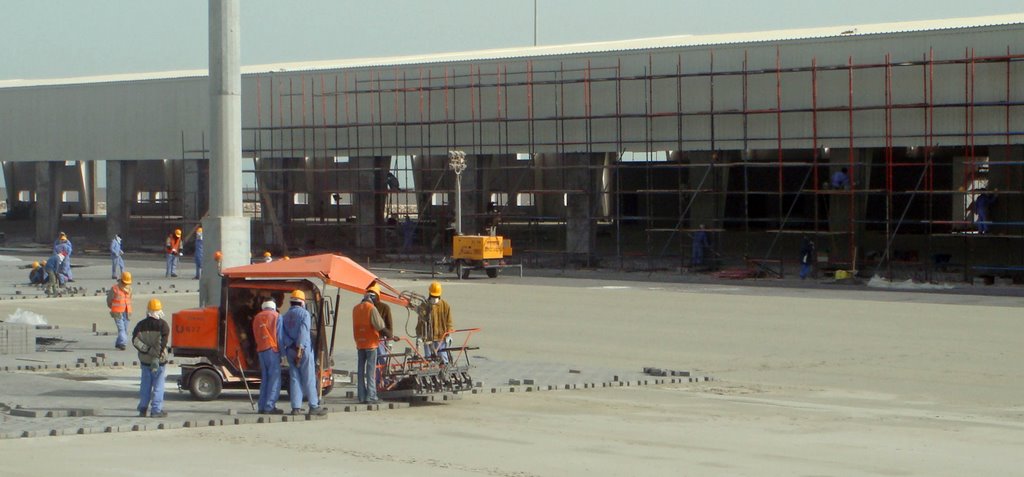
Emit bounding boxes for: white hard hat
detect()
[261,300,276,310]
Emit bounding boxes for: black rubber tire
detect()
[189,368,223,401]
[322,385,333,396]
[486,268,498,278]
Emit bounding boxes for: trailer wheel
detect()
[486,268,498,278]
[189,368,223,401]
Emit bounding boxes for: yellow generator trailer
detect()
[451,234,514,278]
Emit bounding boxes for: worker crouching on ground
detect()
[29,261,46,285]
[253,299,284,414]
[353,286,399,404]
[416,281,454,363]
[165,228,182,277]
[132,299,170,418]
[107,271,133,350]
[280,290,328,416]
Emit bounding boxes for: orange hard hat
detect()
[174,229,182,237]
[213,251,223,261]
[263,251,272,257]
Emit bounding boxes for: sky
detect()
[1,0,1023,81]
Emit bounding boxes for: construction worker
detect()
[131,298,170,418]
[692,224,710,267]
[29,261,46,285]
[353,288,399,404]
[252,299,284,414]
[366,282,394,389]
[53,232,73,282]
[193,227,204,279]
[110,234,125,280]
[107,271,133,350]
[799,236,816,280]
[831,167,851,190]
[263,251,273,263]
[213,250,223,274]
[43,251,66,295]
[279,290,327,416]
[165,228,182,277]
[416,281,454,363]
[969,188,998,234]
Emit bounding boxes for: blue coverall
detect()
[279,303,320,411]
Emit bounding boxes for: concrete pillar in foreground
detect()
[201,0,249,306]
[33,161,61,243]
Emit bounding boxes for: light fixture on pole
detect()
[448,150,467,235]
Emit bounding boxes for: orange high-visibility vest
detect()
[109,286,132,314]
[252,310,280,353]
[166,235,182,253]
[352,301,380,350]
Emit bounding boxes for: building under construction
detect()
[1,15,1022,280]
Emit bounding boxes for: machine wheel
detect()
[188,368,223,401]
[486,268,498,278]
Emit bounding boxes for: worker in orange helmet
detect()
[416,281,454,363]
[353,284,399,404]
[107,271,133,350]
[213,250,224,274]
[165,228,183,277]
[131,298,170,418]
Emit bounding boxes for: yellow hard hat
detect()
[214,250,223,261]
[147,298,162,312]
[263,251,272,257]
[59,232,67,239]
[121,271,132,284]
[290,289,306,301]
[196,226,203,233]
[428,281,442,297]
[32,261,40,269]
[367,282,381,295]
[283,256,290,260]
[174,229,182,237]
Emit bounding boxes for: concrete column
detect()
[353,156,381,252]
[564,153,601,263]
[105,160,133,240]
[182,159,207,225]
[1,162,15,208]
[685,151,727,229]
[202,0,249,306]
[988,146,1024,232]
[33,161,61,243]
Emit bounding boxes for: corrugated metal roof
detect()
[3,13,1023,88]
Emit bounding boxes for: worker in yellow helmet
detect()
[131,298,170,418]
[279,290,326,416]
[416,281,454,363]
[263,251,273,263]
[165,228,183,277]
[107,271,133,350]
[29,261,47,285]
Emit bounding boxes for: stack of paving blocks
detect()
[0,322,36,355]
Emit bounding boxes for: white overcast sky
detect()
[2,0,1023,80]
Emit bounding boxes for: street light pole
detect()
[448,151,466,236]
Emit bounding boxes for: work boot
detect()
[138,410,147,417]
[308,406,328,416]
[290,408,303,416]
[150,410,168,418]
[269,408,284,415]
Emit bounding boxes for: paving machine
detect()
[172,253,481,403]
[376,290,480,399]
[172,254,408,401]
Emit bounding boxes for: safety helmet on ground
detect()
[367,282,381,295]
[261,300,276,310]
[174,229,182,237]
[428,281,442,297]
[290,290,306,302]
[263,251,272,257]
[147,299,162,312]
[121,271,132,284]
[32,261,40,269]
[213,250,223,262]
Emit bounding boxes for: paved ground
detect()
[1,247,1022,476]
